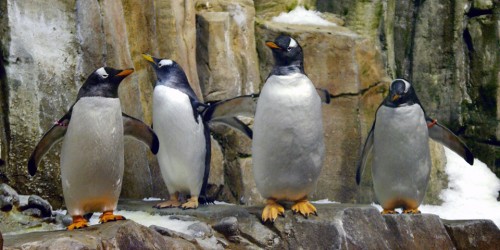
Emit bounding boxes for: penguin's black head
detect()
[78,67,134,99]
[266,35,304,67]
[386,79,420,107]
[142,54,188,86]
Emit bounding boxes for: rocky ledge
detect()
[2,200,499,249]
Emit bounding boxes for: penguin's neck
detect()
[270,61,305,76]
[157,68,190,89]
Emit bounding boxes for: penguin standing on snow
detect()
[356,79,474,214]
[28,67,159,230]
[143,54,211,209]
[252,35,325,222]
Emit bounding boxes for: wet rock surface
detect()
[4,200,499,249]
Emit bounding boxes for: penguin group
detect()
[28,33,474,230]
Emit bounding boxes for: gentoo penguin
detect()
[356,79,474,214]
[252,35,325,222]
[28,67,159,230]
[143,54,212,209]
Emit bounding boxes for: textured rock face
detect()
[0,0,494,209]
[317,0,500,177]
[444,219,500,250]
[4,201,500,249]
[0,0,204,205]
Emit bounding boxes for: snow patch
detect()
[272,6,336,26]
[89,210,197,235]
[312,199,339,204]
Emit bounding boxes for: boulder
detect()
[0,184,19,211]
[443,219,500,250]
[3,220,196,250]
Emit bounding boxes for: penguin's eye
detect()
[287,47,292,52]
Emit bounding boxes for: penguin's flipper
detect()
[426,117,474,165]
[210,117,253,139]
[202,94,259,121]
[28,115,70,176]
[316,88,332,104]
[198,122,213,205]
[356,123,375,185]
[122,113,160,154]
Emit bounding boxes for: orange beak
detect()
[392,94,400,102]
[266,41,280,49]
[116,68,134,77]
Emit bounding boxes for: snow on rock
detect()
[271,6,336,26]
[89,211,197,236]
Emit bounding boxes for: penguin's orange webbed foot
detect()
[99,211,126,223]
[154,193,182,209]
[291,199,317,218]
[181,196,199,210]
[67,216,89,230]
[261,199,285,223]
[381,209,399,214]
[402,208,421,214]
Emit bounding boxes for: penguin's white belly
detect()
[373,104,431,207]
[153,86,205,195]
[60,97,124,215]
[252,73,325,201]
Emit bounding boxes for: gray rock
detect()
[443,219,500,250]
[3,201,500,249]
[149,225,196,242]
[0,196,13,212]
[0,183,19,207]
[170,215,198,222]
[26,195,52,218]
[188,222,213,238]
[213,216,239,237]
[4,220,196,250]
[22,208,42,218]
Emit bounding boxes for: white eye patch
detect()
[288,38,298,48]
[158,59,173,68]
[96,67,108,78]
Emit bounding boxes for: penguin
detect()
[252,35,325,222]
[143,54,213,210]
[356,79,474,214]
[28,67,159,230]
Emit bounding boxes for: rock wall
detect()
[0,0,492,208]
[317,0,500,177]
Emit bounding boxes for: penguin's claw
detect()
[67,216,89,230]
[291,200,317,218]
[154,200,182,209]
[99,211,126,223]
[261,199,285,223]
[381,209,399,215]
[402,208,421,214]
[181,196,199,210]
